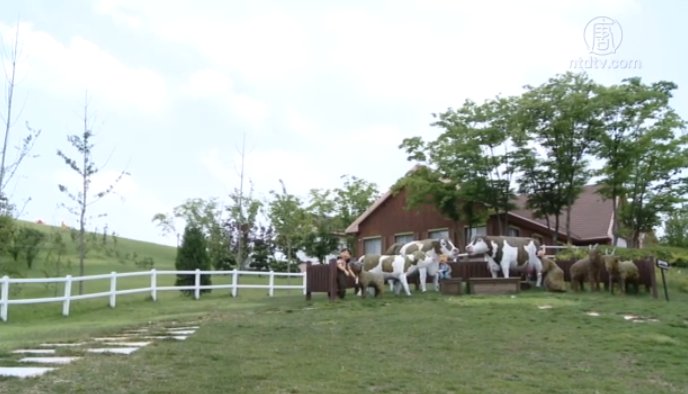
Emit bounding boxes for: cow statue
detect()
[351,251,425,296]
[386,238,461,292]
[464,236,544,287]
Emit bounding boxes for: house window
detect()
[394,233,415,245]
[428,228,449,240]
[465,226,487,243]
[507,227,520,237]
[363,237,382,254]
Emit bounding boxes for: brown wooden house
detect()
[345,174,619,256]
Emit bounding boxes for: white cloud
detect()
[0,22,169,114]
[182,68,269,131]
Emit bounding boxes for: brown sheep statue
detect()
[569,245,605,292]
[541,256,566,292]
[604,258,640,295]
[349,261,386,298]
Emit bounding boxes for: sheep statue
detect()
[541,256,566,292]
[569,245,605,292]
[604,257,641,295]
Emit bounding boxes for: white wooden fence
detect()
[0,269,307,322]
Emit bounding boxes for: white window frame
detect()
[363,236,383,255]
[394,232,415,245]
[464,225,487,244]
[428,228,449,240]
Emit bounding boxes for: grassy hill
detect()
[2,219,177,278]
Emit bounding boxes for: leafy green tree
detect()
[398,97,518,238]
[57,98,129,294]
[18,227,45,269]
[268,180,309,273]
[225,186,262,269]
[594,77,688,247]
[302,188,340,263]
[515,72,604,243]
[153,198,231,269]
[249,225,276,271]
[662,205,688,248]
[175,225,211,295]
[332,175,379,248]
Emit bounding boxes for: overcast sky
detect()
[0,0,685,247]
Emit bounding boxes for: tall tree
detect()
[398,97,518,240]
[268,180,309,272]
[595,77,687,246]
[515,72,603,242]
[302,188,340,263]
[225,185,262,269]
[0,23,41,216]
[57,97,129,294]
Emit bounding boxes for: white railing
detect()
[0,269,307,322]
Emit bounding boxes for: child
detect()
[438,254,452,280]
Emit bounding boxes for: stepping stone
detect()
[537,305,552,309]
[94,337,131,342]
[12,349,56,355]
[19,357,81,365]
[168,326,199,330]
[142,335,188,341]
[39,343,86,347]
[87,347,140,355]
[0,367,56,378]
[106,341,151,347]
[167,330,195,335]
[586,312,601,317]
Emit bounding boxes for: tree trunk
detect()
[553,214,560,244]
[565,205,572,245]
[611,197,618,246]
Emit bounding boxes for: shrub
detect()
[175,225,211,295]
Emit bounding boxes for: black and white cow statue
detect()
[385,238,461,292]
[464,236,544,287]
[352,252,426,296]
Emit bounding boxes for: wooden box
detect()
[439,278,463,295]
[468,278,521,295]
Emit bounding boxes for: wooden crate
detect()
[468,278,521,295]
[439,278,463,295]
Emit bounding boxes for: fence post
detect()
[62,275,72,317]
[268,271,274,297]
[150,268,157,302]
[1,275,9,322]
[194,269,201,300]
[302,271,307,295]
[109,272,117,308]
[231,269,238,298]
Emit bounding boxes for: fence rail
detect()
[0,269,307,323]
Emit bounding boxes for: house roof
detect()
[345,165,423,234]
[509,183,613,241]
[346,168,614,242]
[345,189,393,234]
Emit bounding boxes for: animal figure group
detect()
[569,245,641,294]
[350,238,460,297]
[350,236,641,298]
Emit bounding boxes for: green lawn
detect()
[2,221,688,393]
[1,273,687,393]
